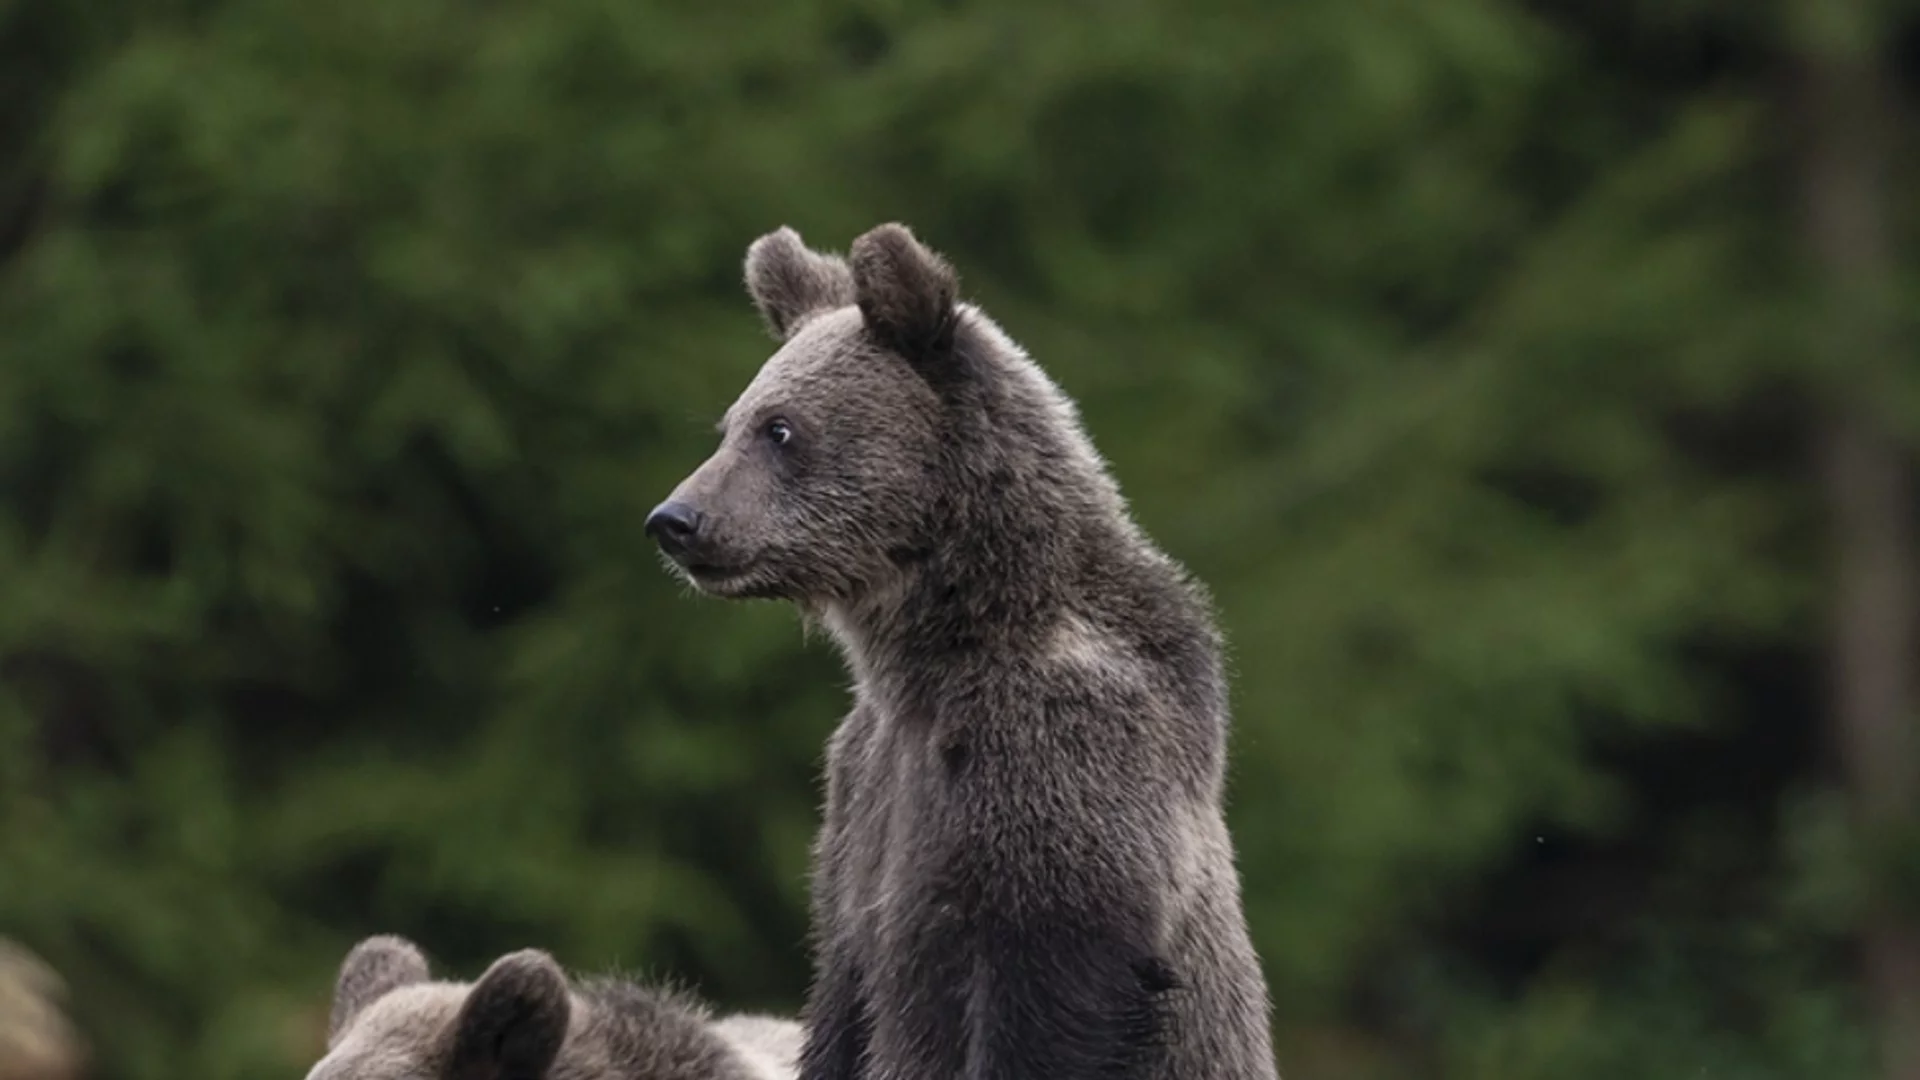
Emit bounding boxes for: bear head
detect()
[644,223,975,610]
[307,936,571,1080]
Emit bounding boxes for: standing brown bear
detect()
[646,224,1279,1080]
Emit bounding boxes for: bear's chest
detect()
[824,700,967,957]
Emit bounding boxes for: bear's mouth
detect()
[682,559,751,584]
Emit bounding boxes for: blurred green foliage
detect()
[1,1,1916,1079]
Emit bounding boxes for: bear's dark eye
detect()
[765,418,794,447]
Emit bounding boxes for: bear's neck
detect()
[821,460,1136,692]
[563,980,751,1080]
[821,312,1205,704]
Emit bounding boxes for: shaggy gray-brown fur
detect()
[307,937,800,1080]
[646,224,1280,1080]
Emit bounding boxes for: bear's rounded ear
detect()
[848,222,959,367]
[330,935,431,1045]
[744,226,856,341]
[447,949,571,1080]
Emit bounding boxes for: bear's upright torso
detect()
[813,623,1275,1080]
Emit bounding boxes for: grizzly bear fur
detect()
[646,224,1279,1080]
[307,936,799,1080]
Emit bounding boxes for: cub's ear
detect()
[447,950,571,1080]
[848,222,959,366]
[744,226,855,341]
[330,935,431,1045]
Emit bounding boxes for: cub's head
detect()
[645,223,969,606]
[307,937,572,1080]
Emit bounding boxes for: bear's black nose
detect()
[644,501,702,556]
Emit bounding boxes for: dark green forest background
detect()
[4,1,1920,1078]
